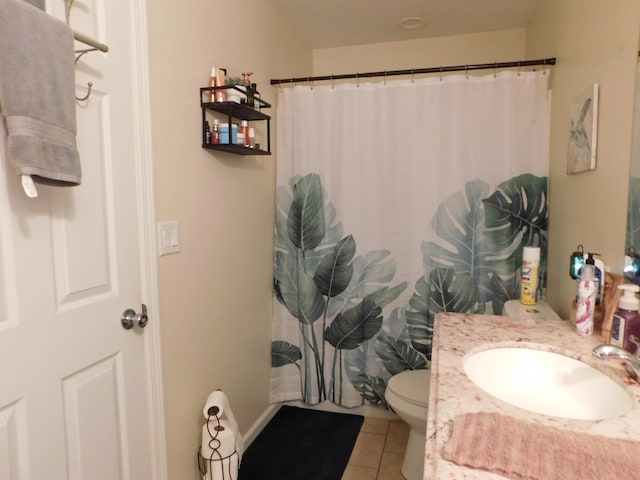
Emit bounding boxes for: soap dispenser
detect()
[611,284,640,355]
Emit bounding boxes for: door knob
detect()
[121,304,148,330]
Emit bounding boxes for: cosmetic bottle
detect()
[576,264,597,335]
[520,246,540,305]
[252,83,260,111]
[204,120,211,145]
[209,67,217,103]
[242,72,254,107]
[611,284,640,354]
[211,119,220,145]
[239,121,250,147]
[584,253,604,305]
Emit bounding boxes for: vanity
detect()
[424,312,640,479]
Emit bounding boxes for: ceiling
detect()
[269,0,541,49]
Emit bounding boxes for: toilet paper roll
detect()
[201,419,240,480]
[202,390,244,457]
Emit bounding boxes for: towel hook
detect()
[74,50,93,101]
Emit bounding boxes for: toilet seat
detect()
[386,369,430,407]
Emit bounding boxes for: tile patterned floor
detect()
[342,418,409,480]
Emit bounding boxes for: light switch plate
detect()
[158,220,180,256]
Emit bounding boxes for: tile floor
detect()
[342,418,410,480]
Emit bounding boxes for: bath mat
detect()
[443,411,640,480]
[238,405,364,480]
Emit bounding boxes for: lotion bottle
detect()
[611,284,640,354]
[575,264,597,335]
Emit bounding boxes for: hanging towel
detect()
[442,411,640,480]
[0,0,81,187]
[23,0,44,9]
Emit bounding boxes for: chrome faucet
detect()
[592,344,640,380]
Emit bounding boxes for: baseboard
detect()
[242,400,399,448]
[242,403,280,448]
[282,400,399,420]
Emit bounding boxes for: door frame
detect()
[131,1,168,478]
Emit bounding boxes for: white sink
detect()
[463,346,634,420]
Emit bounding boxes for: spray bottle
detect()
[575,263,597,335]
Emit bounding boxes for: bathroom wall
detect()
[313,29,527,76]
[146,1,311,478]
[526,0,640,319]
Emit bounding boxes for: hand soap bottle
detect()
[611,284,640,354]
[575,263,597,336]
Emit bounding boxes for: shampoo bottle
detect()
[611,284,640,354]
[576,264,597,335]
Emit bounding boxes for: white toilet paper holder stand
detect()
[197,391,242,480]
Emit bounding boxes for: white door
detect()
[0,1,161,479]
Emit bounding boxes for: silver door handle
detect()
[121,304,148,330]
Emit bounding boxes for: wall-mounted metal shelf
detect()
[199,86,271,156]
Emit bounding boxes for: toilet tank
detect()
[501,299,561,320]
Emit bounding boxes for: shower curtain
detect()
[271,70,550,408]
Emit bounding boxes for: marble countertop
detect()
[424,312,640,479]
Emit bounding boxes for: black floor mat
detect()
[238,405,364,480]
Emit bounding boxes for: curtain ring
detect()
[331,74,335,89]
[494,62,497,78]
[411,69,415,83]
[439,66,443,82]
[542,58,547,75]
[384,71,387,86]
[308,76,313,90]
[518,61,521,76]
[465,64,469,79]
[356,73,360,87]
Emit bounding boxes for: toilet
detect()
[385,369,430,480]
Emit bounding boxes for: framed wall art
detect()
[567,83,599,174]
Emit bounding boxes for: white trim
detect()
[242,404,280,448]
[131,0,168,478]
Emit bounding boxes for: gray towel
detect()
[0,0,81,186]
[23,0,44,9]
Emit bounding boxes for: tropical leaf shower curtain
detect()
[271,71,551,408]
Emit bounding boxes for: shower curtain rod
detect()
[270,57,556,85]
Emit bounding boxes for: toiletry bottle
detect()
[584,253,604,305]
[211,119,220,145]
[242,72,254,107]
[215,68,227,102]
[576,263,597,335]
[240,120,250,147]
[611,284,640,354]
[520,246,540,305]
[204,120,211,145]
[209,67,217,103]
[252,83,260,111]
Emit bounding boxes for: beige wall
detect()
[313,29,526,76]
[526,0,640,319]
[146,1,312,478]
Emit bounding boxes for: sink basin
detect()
[463,346,633,420]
